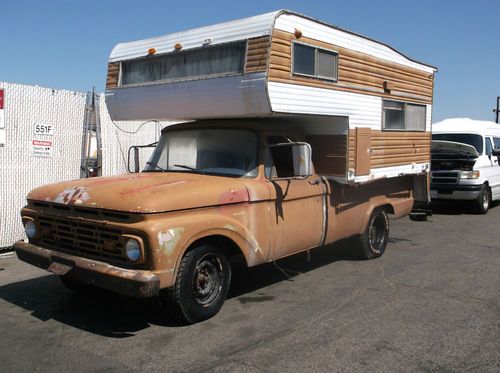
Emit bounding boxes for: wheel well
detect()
[186,235,247,267]
[378,203,395,215]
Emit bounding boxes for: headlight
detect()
[24,220,37,239]
[460,170,480,179]
[125,239,141,261]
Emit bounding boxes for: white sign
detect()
[32,139,53,158]
[0,89,4,130]
[33,123,54,136]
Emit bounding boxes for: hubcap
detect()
[482,191,489,210]
[369,215,386,254]
[192,254,223,307]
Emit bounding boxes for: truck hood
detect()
[431,140,478,171]
[27,172,254,213]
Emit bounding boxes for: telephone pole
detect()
[494,96,500,124]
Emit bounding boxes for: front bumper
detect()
[13,241,160,298]
[430,184,482,201]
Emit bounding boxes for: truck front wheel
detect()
[355,208,389,260]
[161,244,231,324]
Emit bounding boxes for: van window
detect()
[432,133,483,154]
[485,137,493,156]
[493,137,500,149]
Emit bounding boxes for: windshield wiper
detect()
[173,164,206,174]
[145,162,168,172]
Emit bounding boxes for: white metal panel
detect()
[0,82,86,247]
[352,162,430,183]
[268,81,382,129]
[110,11,279,62]
[275,14,436,74]
[105,72,271,121]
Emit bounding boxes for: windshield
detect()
[144,129,258,177]
[432,133,483,154]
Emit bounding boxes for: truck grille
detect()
[38,216,127,264]
[431,171,459,185]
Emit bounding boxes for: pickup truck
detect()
[14,120,415,323]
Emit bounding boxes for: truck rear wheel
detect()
[473,185,490,214]
[355,208,389,260]
[161,244,231,324]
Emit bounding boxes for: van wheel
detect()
[355,208,389,259]
[474,185,490,214]
[161,244,231,324]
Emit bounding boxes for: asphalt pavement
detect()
[0,202,499,372]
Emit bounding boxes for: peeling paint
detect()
[53,187,90,205]
[222,224,238,232]
[158,228,184,256]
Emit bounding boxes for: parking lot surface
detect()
[1,203,499,372]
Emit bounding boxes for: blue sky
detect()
[2,0,499,122]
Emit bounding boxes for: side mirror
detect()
[127,146,141,173]
[491,148,500,156]
[127,142,158,173]
[269,142,312,178]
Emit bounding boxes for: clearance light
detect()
[294,28,303,39]
[148,48,157,55]
[174,43,183,50]
[460,170,480,179]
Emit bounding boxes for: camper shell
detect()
[15,10,436,324]
[105,9,436,184]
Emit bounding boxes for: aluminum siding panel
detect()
[110,11,279,62]
[106,73,272,121]
[268,81,382,129]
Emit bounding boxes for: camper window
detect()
[121,41,246,86]
[292,43,338,81]
[382,100,426,131]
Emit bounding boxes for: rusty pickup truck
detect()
[14,120,416,323]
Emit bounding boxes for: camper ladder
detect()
[80,89,102,178]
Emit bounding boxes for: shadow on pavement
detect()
[430,200,498,215]
[0,238,378,338]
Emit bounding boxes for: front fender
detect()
[144,207,270,288]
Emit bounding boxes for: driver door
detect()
[265,135,326,259]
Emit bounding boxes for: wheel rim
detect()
[482,190,489,211]
[369,215,386,254]
[192,253,223,307]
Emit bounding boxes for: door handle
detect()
[308,178,321,185]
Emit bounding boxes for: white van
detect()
[431,118,500,213]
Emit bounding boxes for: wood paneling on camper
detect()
[348,130,431,170]
[307,135,348,177]
[245,36,271,73]
[269,30,433,105]
[106,62,120,90]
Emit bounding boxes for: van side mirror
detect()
[269,142,312,178]
[491,148,500,156]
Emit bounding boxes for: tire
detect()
[355,208,389,260]
[473,185,490,214]
[58,275,95,294]
[161,244,231,324]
